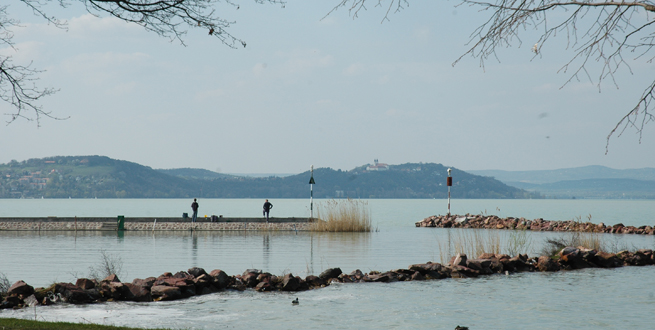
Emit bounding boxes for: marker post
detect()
[309,165,315,219]
[447,168,452,216]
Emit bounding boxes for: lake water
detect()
[1,199,654,329]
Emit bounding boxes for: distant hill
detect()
[0,156,534,199]
[469,166,655,184]
[469,166,655,199]
[0,156,199,198]
[157,168,236,180]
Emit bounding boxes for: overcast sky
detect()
[1,1,653,174]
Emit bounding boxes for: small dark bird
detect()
[292,298,299,305]
[455,326,469,330]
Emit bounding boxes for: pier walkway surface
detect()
[0,217,314,231]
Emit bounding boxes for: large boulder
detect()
[254,282,272,292]
[591,251,621,268]
[151,285,182,301]
[123,283,152,302]
[558,247,593,269]
[449,265,479,278]
[449,253,467,267]
[281,273,301,291]
[536,256,560,272]
[7,280,34,296]
[75,278,96,290]
[409,262,448,279]
[319,268,342,281]
[193,274,214,292]
[132,277,156,289]
[208,270,231,289]
[188,267,208,278]
[466,259,493,275]
[305,275,326,288]
[102,274,121,283]
[1,295,23,309]
[241,272,260,288]
[55,283,94,304]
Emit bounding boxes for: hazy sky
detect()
[1,1,653,173]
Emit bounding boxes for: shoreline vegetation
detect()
[0,318,163,330]
[312,199,374,232]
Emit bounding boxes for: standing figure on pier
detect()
[263,199,273,222]
[191,198,199,223]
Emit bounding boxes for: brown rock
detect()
[319,268,342,281]
[305,275,326,288]
[75,278,96,290]
[254,282,272,292]
[208,269,231,289]
[450,253,467,267]
[409,262,448,279]
[558,247,593,269]
[187,267,207,278]
[410,272,425,281]
[7,281,34,296]
[132,277,156,289]
[281,273,301,291]
[151,285,182,301]
[592,251,621,268]
[102,274,121,283]
[536,256,560,272]
[123,283,152,302]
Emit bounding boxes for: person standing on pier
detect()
[191,198,199,223]
[263,199,273,222]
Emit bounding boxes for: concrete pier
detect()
[0,217,315,231]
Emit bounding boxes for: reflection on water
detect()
[2,225,653,289]
[1,198,655,329]
[2,266,654,329]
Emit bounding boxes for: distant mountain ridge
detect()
[469,166,655,199]
[469,166,655,184]
[157,168,236,180]
[0,156,533,199]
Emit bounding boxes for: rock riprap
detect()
[416,214,655,235]
[2,248,653,310]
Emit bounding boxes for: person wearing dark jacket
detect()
[191,198,199,223]
[263,199,273,221]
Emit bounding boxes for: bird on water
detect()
[455,326,469,330]
[292,298,299,305]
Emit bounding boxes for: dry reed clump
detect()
[437,229,535,263]
[312,199,373,232]
[438,229,502,264]
[541,231,604,257]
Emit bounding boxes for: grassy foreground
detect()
[0,318,167,330]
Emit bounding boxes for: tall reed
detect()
[312,199,373,232]
[438,229,502,263]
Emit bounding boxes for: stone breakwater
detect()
[416,214,655,235]
[2,247,654,310]
[0,217,313,231]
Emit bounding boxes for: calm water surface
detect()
[1,199,654,329]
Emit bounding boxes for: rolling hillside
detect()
[0,156,534,199]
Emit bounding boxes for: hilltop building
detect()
[366,159,389,171]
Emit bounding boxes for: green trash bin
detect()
[117,215,125,231]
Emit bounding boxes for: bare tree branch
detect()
[325,0,408,23]
[1,0,285,125]
[327,1,655,149]
[453,1,655,149]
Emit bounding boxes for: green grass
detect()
[0,318,172,330]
